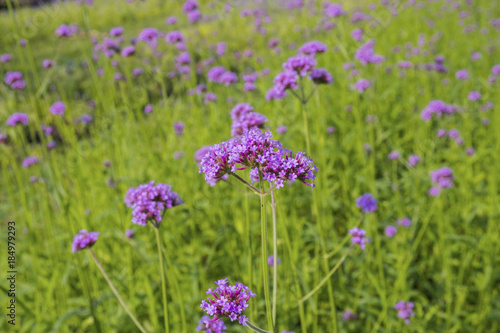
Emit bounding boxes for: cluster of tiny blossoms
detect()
[72,230,99,252]
[349,227,370,250]
[200,278,256,327]
[429,167,454,196]
[230,103,268,137]
[199,129,317,189]
[394,301,415,324]
[196,316,226,333]
[124,181,183,226]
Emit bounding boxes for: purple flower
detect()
[408,154,420,167]
[138,27,159,44]
[200,279,255,327]
[430,167,454,189]
[124,181,183,227]
[468,91,481,101]
[394,301,415,324]
[187,10,202,23]
[72,230,99,252]
[397,217,411,228]
[55,24,72,37]
[219,72,238,86]
[10,80,26,90]
[132,68,144,77]
[471,52,481,61]
[268,38,279,48]
[283,55,317,77]
[388,151,400,160]
[342,309,358,321]
[323,2,345,17]
[125,229,134,239]
[199,129,317,188]
[166,16,177,25]
[351,28,364,42]
[121,45,135,57]
[0,54,12,62]
[267,255,281,266]
[327,126,335,134]
[310,68,333,84]
[174,122,185,136]
[5,72,23,85]
[109,26,124,37]
[492,64,500,76]
[216,42,227,56]
[455,69,469,80]
[174,151,184,159]
[144,104,153,114]
[466,147,475,156]
[298,41,327,57]
[196,315,226,332]
[165,31,184,44]
[273,71,298,92]
[265,87,287,101]
[195,146,212,165]
[277,125,287,134]
[81,114,93,124]
[182,0,199,13]
[6,112,29,126]
[352,79,371,92]
[349,227,370,249]
[22,156,38,168]
[204,92,216,104]
[355,40,384,65]
[448,129,460,139]
[356,193,378,213]
[49,101,66,116]
[208,66,226,82]
[385,225,397,237]
[242,72,258,83]
[0,133,7,144]
[47,141,57,149]
[420,100,454,121]
[43,59,54,68]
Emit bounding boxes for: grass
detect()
[1,0,500,332]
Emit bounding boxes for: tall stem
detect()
[89,249,148,333]
[155,228,170,333]
[259,174,274,332]
[270,191,278,330]
[247,321,273,333]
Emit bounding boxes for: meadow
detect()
[1,0,500,332]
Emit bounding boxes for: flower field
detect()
[1,0,500,332]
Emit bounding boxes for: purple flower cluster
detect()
[323,2,346,17]
[349,227,370,249]
[72,230,99,252]
[22,156,38,168]
[196,315,226,332]
[267,255,281,266]
[298,41,327,57]
[5,71,27,90]
[182,0,202,23]
[342,309,358,321]
[429,167,454,196]
[200,278,255,327]
[50,101,66,116]
[356,193,378,213]
[207,66,238,86]
[420,100,456,121]
[124,181,183,226]
[55,24,78,37]
[394,301,415,324]
[354,40,384,65]
[230,103,268,137]
[199,129,317,188]
[6,112,29,126]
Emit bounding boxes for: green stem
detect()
[155,228,170,333]
[270,191,278,331]
[299,245,354,303]
[259,174,274,332]
[247,321,272,333]
[230,172,262,195]
[89,249,147,333]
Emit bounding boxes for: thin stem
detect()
[270,191,278,330]
[89,249,148,333]
[155,228,170,333]
[230,172,262,195]
[300,97,312,155]
[259,174,274,332]
[299,245,354,303]
[246,321,273,333]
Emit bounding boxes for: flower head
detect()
[72,230,99,252]
[199,129,317,189]
[124,181,183,227]
[298,41,327,57]
[200,279,256,327]
[49,101,66,116]
[267,255,281,266]
[397,217,411,228]
[342,309,358,321]
[310,68,333,84]
[196,316,226,332]
[394,301,415,324]
[22,156,38,168]
[408,155,420,167]
[230,103,268,136]
[356,193,378,213]
[355,40,384,65]
[384,225,397,237]
[349,227,370,249]
[6,112,29,126]
[283,55,317,77]
[430,167,454,189]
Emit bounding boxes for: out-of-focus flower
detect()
[356,193,377,213]
[385,225,397,237]
[72,230,99,252]
[22,156,38,168]
[394,301,415,324]
[349,227,370,249]
[50,101,66,116]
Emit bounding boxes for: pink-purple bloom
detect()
[408,155,420,167]
[355,40,384,65]
[310,68,333,84]
[283,55,317,77]
[196,315,226,332]
[200,278,255,327]
[349,227,370,249]
[72,230,99,252]
[356,193,378,213]
[267,255,281,266]
[230,103,268,136]
[124,181,183,227]
[6,112,29,126]
[385,225,397,237]
[22,156,38,168]
[298,41,327,57]
[397,217,411,228]
[394,301,415,324]
[49,101,66,116]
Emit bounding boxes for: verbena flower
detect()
[355,40,384,65]
[468,91,481,101]
[207,66,226,82]
[195,146,212,164]
[5,72,23,85]
[200,278,255,327]
[349,227,370,249]
[273,71,298,91]
[6,112,29,126]
[43,59,54,68]
[199,129,317,189]
[196,315,226,332]
[283,55,317,77]
[408,155,420,167]
[388,151,400,160]
[230,103,268,136]
[342,309,358,321]
[174,122,185,136]
[356,193,378,213]
[394,301,415,324]
[0,54,12,62]
[384,225,397,237]
[430,167,454,189]
[267,255,281,266]
[50,101,66,116]
[298,41,327,57]
[109,26,124,37]
[72,230,99,252]
[397,217,411,228]
[124,181,183,227]
[420,100,455,121]
[310,68,333,84]
[121,46,135,57]
[125,229,134,239]
[352,79,371,92]
[22,156,38,168]
[455,69,469,80]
